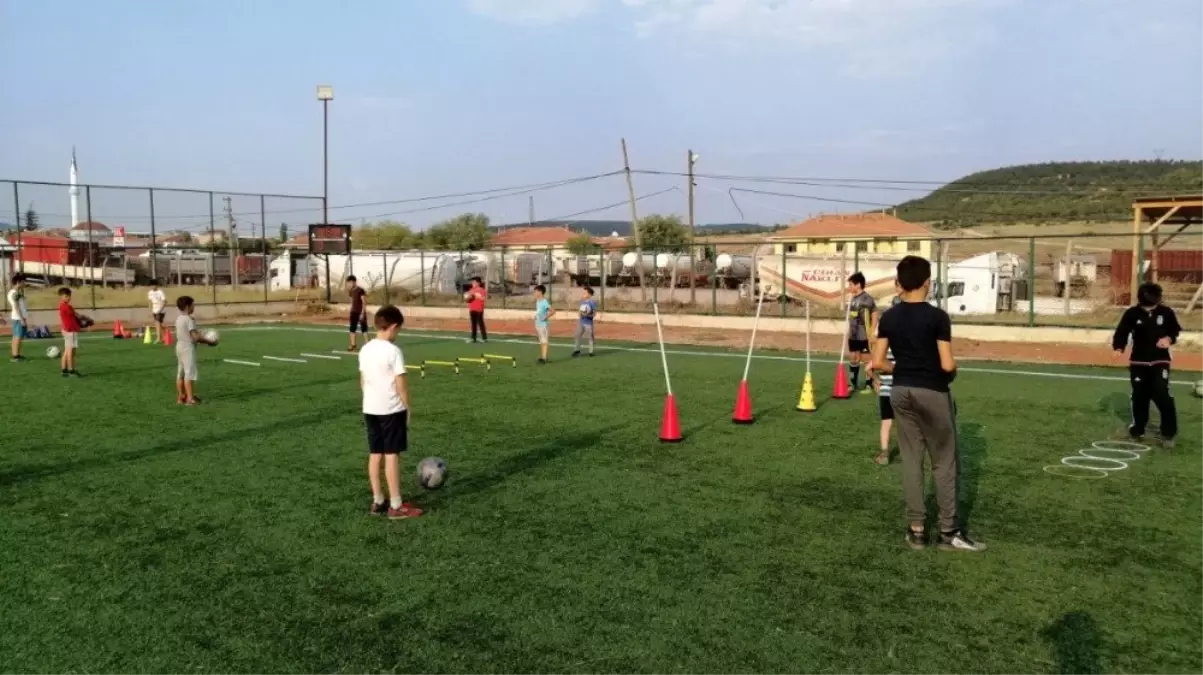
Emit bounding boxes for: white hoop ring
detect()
[1044,464,1108,479]
[1091,441,1151,452]
[1079,448,1143,462]
[1063,456,1129,471]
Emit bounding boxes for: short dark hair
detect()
[471,276,483,285]
[176,296,195,311]
[374,305,404,330]
[534,284,547,295]
[11,273,24,284]
[848,272,866,288]
[58,287,71,297]
[150,278,159,286]
[346,275,357,283]
[895,256,931,292]
[582,286,594,296]
[1136,282,1163,307]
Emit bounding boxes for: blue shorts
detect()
[12,320,27,339]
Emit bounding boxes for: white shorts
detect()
[536,325,549,344]
[176,350,198,381]
[62,332,78,349]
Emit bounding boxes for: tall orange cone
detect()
[732,380,754,424]
[163,328,173,347]
[832,363,851,399]
[659,393,682,443]
[112,319,124,339]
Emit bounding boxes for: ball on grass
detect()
[1193,380,1203,398]
[418,456,448,490]
[46,346,61,359]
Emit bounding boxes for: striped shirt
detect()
[878,349,895,397]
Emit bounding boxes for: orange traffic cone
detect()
[112,319,124,339]
[732,380,754,424]
[659,393,682,443]
[163,329,173,347]
[832,362,851,399]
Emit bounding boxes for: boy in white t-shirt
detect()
[7,273,30,362]
[358,305,421,520]
[148,280,168,343]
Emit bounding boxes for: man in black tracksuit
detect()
[1112,282,1180,448]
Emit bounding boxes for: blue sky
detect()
[1,0,1200,234]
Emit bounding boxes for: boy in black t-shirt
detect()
[346,275,369,352]
[873,256,985,553]
[1111,282,1180,448]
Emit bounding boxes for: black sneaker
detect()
[69,370,83,378]
[588,352,594,357]
[1160,436,1176,449]
[571,350,581,358]
[537,358,547,364]
[938,530,987,552]
[61,369,70,378]
[905,529,927,550]
[11,355,27,362]
[369,500,388,516]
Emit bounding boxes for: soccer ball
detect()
[417,456,448,490]
[1193,380,1203,398]
[464,291,473,302]
[579,303,593,317]
[46,346,61,359]
[202,329,219,344]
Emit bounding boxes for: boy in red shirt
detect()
[466,276,488,343]
[57,287,83,377]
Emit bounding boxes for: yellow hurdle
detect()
[405,365,426,379]
[424,360,460,374]
[457,357,491,371]
[483,353,516,368]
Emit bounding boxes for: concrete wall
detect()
[373,304,1203,348]
[19,301,299,327]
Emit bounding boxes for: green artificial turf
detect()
[1,325,1200,674]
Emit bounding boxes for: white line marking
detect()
[263,355,307,363]
[328,351,355,357]
[300,353,342,360]
[223,359,261,367]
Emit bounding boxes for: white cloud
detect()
[467,0,599,26]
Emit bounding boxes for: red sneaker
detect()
[177,396,186,405]
[185,397,202,406]
[387,504,423,520]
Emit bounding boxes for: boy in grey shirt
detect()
[174,296,217,405]
[846,272,877,393]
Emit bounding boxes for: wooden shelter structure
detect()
[1130,195,1203,311]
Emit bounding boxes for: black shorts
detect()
[848,339,870,354]
[349,312,368,334]
[364,411,408,454]
[153,312,166,324]
[878,396,894,421]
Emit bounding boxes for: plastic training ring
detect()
[1063,456,1128,471]
[1091,441,1151,452]
[1078,448,1142,462]
[1043,464,1108,479]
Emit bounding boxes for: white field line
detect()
[300,353,342,360]
[263,355,307,363]
[84,325,1199,388]
[222,359,261,367]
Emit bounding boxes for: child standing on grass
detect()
[56,288,83,377]
[571,286,597,358]
[1111,282,1180,448]
[174,296,216,405]
[872,256,984,553]
[148,279,168,344]
[346,275,368,352]
[867,289,904,465]
[7,273,29,362]
[359,305,421,520]
[534,284,555,364]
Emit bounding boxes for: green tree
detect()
[565,232,595,255]
[353,220,419,250]
[22,206,39,232]
[637,214,689,251]
[425,213,491,250]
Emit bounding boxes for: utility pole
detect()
[528,196,535,227]
[621,138,646,302]
[224,196,239,288]
[688,149,697,306]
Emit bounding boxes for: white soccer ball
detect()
[418,456,448,490]
[579,303,593,316]
[202,329,219,344]
[1193,380,1203,398]
[464,291,473,302]
[46,346,61,359]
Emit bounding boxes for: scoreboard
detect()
[308,224,351,255]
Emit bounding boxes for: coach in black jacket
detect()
[1112,282,1181,447]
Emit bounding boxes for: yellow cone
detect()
[796,371,817,412]
[143,326,153,345]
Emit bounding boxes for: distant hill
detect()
[894,160,1202,227]
[493,220,774,237]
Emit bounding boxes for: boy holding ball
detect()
[572,286,597,358]
[174,296,217,405]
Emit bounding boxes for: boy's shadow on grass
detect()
[0,403,351,488]
[1041,611,1104,674]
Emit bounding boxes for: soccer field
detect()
[1,325,1200,674]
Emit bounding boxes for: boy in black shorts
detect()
[1111,282,1180,448]
[873,256,984,552]
[346,275,369,352]
[358,305,421,519]
[846,272,877,393]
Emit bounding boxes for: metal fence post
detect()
[261,195,268,305]
[12,182,21,273]
[1027,236,1036,327]
[934,237,942,311]
[86,185,96,310]
[419,250,426,306]
[209,192,218,305]
[499,247,507,310]
[780,245,787,317]
[383,251,390,306]
[148,187,158,285]
[711,261,718,315]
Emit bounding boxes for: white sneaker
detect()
[938,530,987,552]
